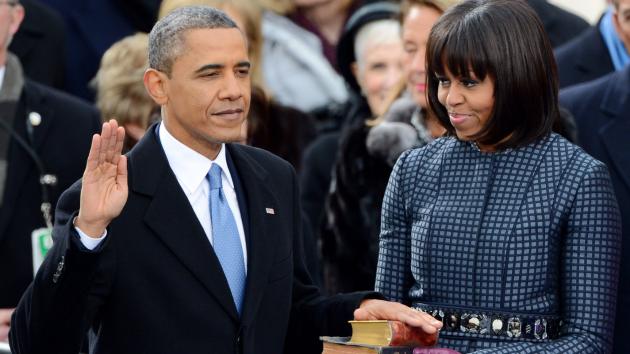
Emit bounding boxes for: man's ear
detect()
[9,4,25,36]
[144,68,169,106]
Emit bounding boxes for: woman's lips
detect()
[449,112,472,125]
[415,83,426,92]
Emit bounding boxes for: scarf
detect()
[600,7,630,70]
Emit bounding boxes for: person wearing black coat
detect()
[9,0,66,90]
[525,0,589,48]
[555,24,615,88]
[0,53,100,340]
[559,65,630,354]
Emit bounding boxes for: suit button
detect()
[52,256,65,283]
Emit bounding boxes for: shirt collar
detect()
[158,122,235,195]
[0,66,6,91]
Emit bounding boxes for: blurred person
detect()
[556,0,630,88]
[258,0,357,115]
[0,0,100,341]
[9,7,442,353]
[301,0,452,292]
[560,65,630,354]
[320,3,404,295]
[37,0,160,101]
[93,33,160,152]
[376,0,621,352]
[9,0,65,89]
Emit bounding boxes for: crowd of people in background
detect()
[0,0,628,353]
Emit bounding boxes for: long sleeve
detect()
[471,160,622,353]
[10,181,114,354]
[374,150,415,303]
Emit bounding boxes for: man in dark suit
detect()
[9,6,441,354]
[526,0,589,48]
[0,0,101,342]
[560,65,630,354]
[9,0,66,90]
[555,0,630,88]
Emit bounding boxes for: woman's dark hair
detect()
[426,0,559,149]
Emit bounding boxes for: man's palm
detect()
[76,120,128,237]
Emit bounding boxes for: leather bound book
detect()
[348,320,438,347]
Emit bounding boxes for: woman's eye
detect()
[461,78,478,87]
[436,76,450,86]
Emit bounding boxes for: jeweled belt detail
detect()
[412,303,561,341]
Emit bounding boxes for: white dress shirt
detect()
[76,123,248,269]
[0,66,6,91]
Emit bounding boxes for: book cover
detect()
[348,320,438,347]
[321,336,415,354]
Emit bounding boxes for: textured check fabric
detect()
[375,134,622,353]
[208,163,246,315]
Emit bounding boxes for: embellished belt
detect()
[412,303,562,341]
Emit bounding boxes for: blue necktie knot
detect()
[208,163,223,190]
[207,163,246,315]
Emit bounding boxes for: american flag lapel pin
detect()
[265,208,275,215]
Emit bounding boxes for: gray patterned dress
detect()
[375,134,621,353]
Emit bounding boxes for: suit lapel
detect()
[598,68,630,191]
[132,126,239,322]
[226,144,281,327]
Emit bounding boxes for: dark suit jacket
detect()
[0,80,100,309]
[560,66,630,354]
[555,24,615,88]
[10,125,372,354]
[526,0,589,48]
[9,0,66,90]
[38,0,137,101]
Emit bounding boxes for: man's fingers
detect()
[111,126,126,165]
[98,122,111,165]
[85,134,101,173]
[117,155,128,187]
[105,120,119,163]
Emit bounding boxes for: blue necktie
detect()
[208,164,246,315]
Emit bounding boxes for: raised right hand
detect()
[75,119,128,238]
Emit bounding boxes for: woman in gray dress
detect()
[375,0,622,353]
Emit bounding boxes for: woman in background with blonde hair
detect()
[93,32,160,152]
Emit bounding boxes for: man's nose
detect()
[219,73,243,100]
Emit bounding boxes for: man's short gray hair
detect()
[148,6,238,76]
